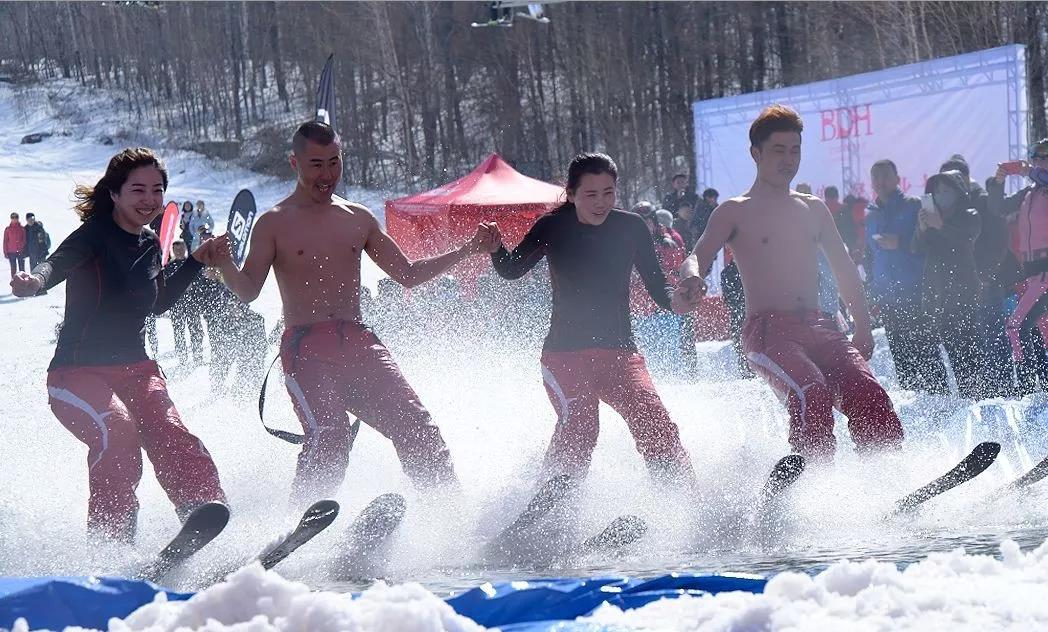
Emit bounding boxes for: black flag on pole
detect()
[315,54,335,127]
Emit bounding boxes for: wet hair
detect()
[554,153,618,214]
[702,188,719,199]
[871,159,898,176]
[749,104,803,148]
[292,121,340,154]
[824,186,840,200]
[565,152,617,193]
[73,148,168,222]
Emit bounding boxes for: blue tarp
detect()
[0,572,767,631]
[0,576,193,630]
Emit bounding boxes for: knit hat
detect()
[654,209,674,228]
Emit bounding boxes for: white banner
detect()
[694,45,1028,214]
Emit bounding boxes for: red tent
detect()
[385,153,563,287]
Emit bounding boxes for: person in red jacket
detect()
[10,148,226,542]
[4,212,27,279]
[629,204,691,379]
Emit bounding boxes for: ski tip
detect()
[775,454,806,475]
[190,501,231,527]
[583,514,649,552]
[613,514,648,537]
[974,441,1002,463]
[769,454,806,485]
[306,499,340,521]
[371,492,407,516]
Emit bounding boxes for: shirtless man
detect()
[210,121,500,500]
[672,105,903,458]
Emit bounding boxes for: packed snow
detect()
[5,78,1048,631]
[585,540,1048,631]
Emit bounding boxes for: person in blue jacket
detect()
[866,159,949,394]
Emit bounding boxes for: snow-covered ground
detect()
[5,78,1048,631]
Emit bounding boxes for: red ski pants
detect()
[281,320,457,500]
[742,311,903,459]
[47,360,225,540]
[539,349,695,484]
[1007,273,1048,361]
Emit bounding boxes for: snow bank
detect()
[9,564,485,632]
[585,539,1048,631]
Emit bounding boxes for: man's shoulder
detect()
[716,195,752,213]
[790,191,822,205]
[333,197,378,219]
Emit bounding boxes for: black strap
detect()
[1023,258,1048,278]
[257,347,363,449]
[258,354,304,444]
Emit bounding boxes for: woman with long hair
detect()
[11,148,226,541]
[491,153,696,486]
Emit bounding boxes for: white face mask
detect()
[933,186,959,212]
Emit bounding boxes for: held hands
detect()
[463,222,502,255]
[10,271,42,297]
[671,275,707,315]
[193,234,234,267]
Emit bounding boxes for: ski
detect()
[487,474,575,554]
[760,454,806,504]
[344,493,406,556]
[580,514,647,554]
[136,501,230,583]
[326,493,406,580]
[892,441,1001,515]
[258,499,340,570]
[1005,454,1048,491]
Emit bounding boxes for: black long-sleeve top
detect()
[491,206,673,352]
[35,211,203,370]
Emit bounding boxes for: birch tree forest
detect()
[0,1,1044,199]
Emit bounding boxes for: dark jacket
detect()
[865,189,925,305]
[25,222,50,259]
[661,190,698,215]
[967,178,1009,289]
[913,170,982,319]
[672,216,702,251]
